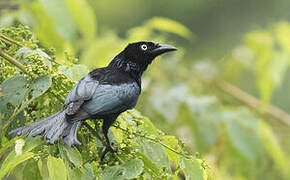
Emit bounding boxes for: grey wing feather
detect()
[82,82,140,115]
[65,75,99,105]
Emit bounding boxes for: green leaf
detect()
[259,120,288,176]
[139,140,170,168]
[27,2,67,52]
[0,75,27,106]
[187,96,220,148]
[102,159,144,180]
[83,163,95,180]
[121,159,144,179]
[102,165,124,180]
[245,31,274,103]
[23,136,44,152]
[69,168,83,180]
[275,22,290,51]
[0,151,34,179]
[15,46,52,68]
[80,35,125,69]
[63,145,83,168]
[146,17,193,40]
[58,64,89,81]
[135,152,160,177]
[65,0,96,41]
[151,85,187,122]
[39,0,77,42]
[18,76,52,112]
[47,156,68,180]
[0,136,45,179]
[138,117,159,136]
[0,136,22,157]
[180,158,206,180]
[23,160,42,180]
[222,108,263,163]
[162,136,180,166]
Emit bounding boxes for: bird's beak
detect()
[151,44,177,56]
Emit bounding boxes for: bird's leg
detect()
[101,117,117,160]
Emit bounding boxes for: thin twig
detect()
[113,125,190,159]
[83,122,104,145]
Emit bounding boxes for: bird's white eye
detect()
[141,44,147,51]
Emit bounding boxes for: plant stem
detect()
[0,50,28,74]
[2,105,20,132]
[0,34,22,47]
[113,125,191,159]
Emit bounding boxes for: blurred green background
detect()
[2,0,290,179]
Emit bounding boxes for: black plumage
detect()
[11,41,177,159]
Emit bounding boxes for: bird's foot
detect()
[101,143,117,161]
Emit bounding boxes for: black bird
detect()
[11,41,177,158]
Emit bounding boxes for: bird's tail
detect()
[11,110,81,146]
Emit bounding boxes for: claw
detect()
[101,143,117,160]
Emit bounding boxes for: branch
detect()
[192,70,290,126]
[218,80,290,126]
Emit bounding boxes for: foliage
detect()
[0,26,208,179]
[1,0,290,180]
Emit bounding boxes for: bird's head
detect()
[109,41,177,74]
[124,41,177,64]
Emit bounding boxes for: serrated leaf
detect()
[181,158,206,180]
[139,140,170,168]
[17,76,52,113]
[47,156,67,180]
[0,75,28,106]
[121,159,144,179]
[102,159,144,180]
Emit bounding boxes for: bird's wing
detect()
[64,69,140,118]
[82,82,140,115]
[65,75,99,105]
[63,75,99,119]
